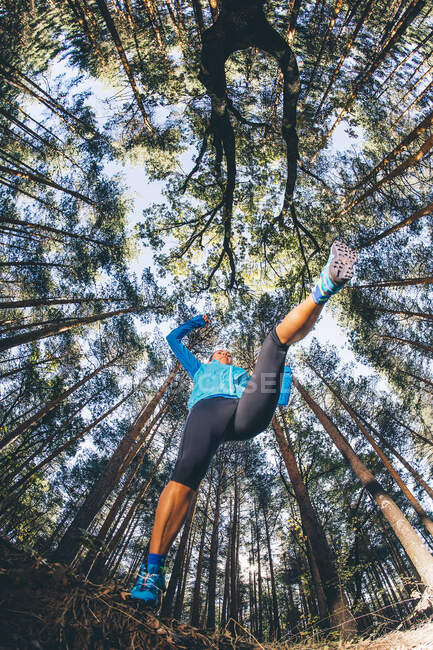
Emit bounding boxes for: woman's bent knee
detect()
[168,479,196,492]
[171,458,205,491]
[171,474,201,491]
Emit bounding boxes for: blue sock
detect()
[312,252,341,305]
[147,552,166,574]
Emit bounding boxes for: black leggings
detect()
[170,328,288,490]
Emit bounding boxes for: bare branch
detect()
[180,127,209,194]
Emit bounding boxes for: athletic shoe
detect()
[130,564,166,610]
[312,240,357,304]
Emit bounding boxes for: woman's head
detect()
[209,349,232,365]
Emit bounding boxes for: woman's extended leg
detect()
[232,298,320,441]
[232,240,357,440]
[275,295,323,345]
[277,240,357,345]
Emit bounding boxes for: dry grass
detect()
[353,621,433,649]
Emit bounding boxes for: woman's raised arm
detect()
[166,315,208,379]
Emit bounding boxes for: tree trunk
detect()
[51,365,179,565]
[0,355,62,380]
[310,0,426,163]
[315,0,377,114]
[228,464,239,626]
[394,77,433,126]
[0,307,154,352]
[252,565,259,637]
[0,355,119,451]
[294,377,433,589]
[173,507,197,620]
[1,315,98,336]
[0,216,114,247]
[303,0,344,99]
[143,0,169,59]
[66,0,101,54]
[2,387,137,505]
[191,0,205,33]
[338,136,433,220]
[358,414,433,503]
[160,491,198,618]
[248,550,254,635]
[197,0,300,288]
[262,504,282,640]
[1,63,94,131]
[221,501,232,628]
[273,415,356,639]
[93,0,153,134]
[0,163,96,205]
[0,260,75,270]
[254,498,264,641]
[90,428,176,581]
[400,368,433,392]
[378,333,433,356]
[248,523,259,634]
[0,296,127,309]
[375,30,433,100]
[0,224,53,245]
[358,201,433,250]
[206,459,224,630]
[376,515,418,595]
[117,401,170,474]
[351,109,433,192]
[308,366,433,538]
[8,382,142,478]
[103,494,137,572]
[235,486,241,625]
[190,477,212,627]
[109,508,141,578]
[80,408,167,576]
[349,276,433,290]
[387,413,433,449]
[373,306,433,322]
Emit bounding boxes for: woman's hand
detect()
[202,314,210,327]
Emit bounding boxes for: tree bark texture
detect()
[308,366,433,539]
[197,0,300,287]
[294,377,433,590]
[51,364,179,565]
[273,415,357,639]
[160,490,199,618]
[0,355,119,451]
[190,477,212,626]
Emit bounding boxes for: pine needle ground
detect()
[1,537,431,649]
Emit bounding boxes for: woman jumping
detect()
[130,241,357,609]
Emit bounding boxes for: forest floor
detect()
[0,537,432,650]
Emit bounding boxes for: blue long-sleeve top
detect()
[166,315,292,411]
